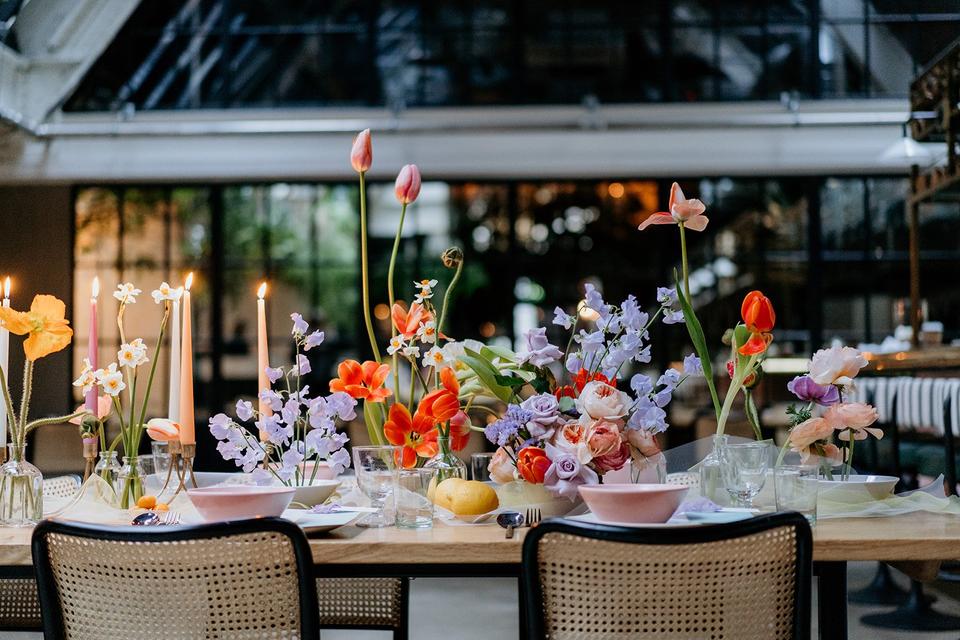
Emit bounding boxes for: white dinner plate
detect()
[282,509,361,533]
[567,512,701,528]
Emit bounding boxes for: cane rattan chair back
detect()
[522,513,812,640]
[32,517,320,640]
[317,577,409,638]
[43,474,82,499]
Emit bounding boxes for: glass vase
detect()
[423,435,467,484]
[0,444,43,527]
[95,451,121,487]
[114,456,145,509]
[698,434,731,506]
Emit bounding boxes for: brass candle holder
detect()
[158,440,182,496]
[161,441,199,501]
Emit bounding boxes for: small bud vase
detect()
[0,444,43,527]
[698,434,731,506]
[114,456,145,509]
[423,435,467,484]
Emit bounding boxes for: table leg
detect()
[518,577,528,640]
[816,561,848,640]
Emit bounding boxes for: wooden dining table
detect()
[2,511,959,640]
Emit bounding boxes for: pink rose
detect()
[625,428,662,458]
[487,447,516,484]
[593,443,630,473]
[807,346,868,386]
[824,402,882,441]
[575,381,632,421]
[585,420,622,458]
[551,421,592,464]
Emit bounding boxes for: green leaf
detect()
[558,396,576,413]
[461,349,513,403]
[481,345,517,362]
[363,400,385,445]
[494,374,526,388]
[675,271,721,419]
[744,390,763,440]
[733,324,751,371]
[529,377,552,394]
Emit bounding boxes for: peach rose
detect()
[585,420,622,458]
[824,402,882,441]
[488,447,517,484]
[575,381,632,421]
[593,443,630,473]
[551,421,592,464]
[807,346,868,386]
[625,428,662,458]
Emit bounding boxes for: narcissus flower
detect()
[739,290,775,356]
[329,359,392,402]
[638,182,709,232]
[0,294,73,361]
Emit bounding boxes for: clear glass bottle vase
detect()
[698,434,731,506]
[0,444,43,527]
[95,451,121,487]
[423,435,467,484]
[114,456,145,509]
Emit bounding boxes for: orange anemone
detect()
[329,359,392,402]
[0,294,73,361]
[384,403,438,468]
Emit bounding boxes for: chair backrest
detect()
[32,517,319,640]
[522,513,812,640]
[42,475,82,499]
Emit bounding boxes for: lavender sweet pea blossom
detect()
[304,330,325,350]
[584,283,606,313]
[235,399,255,422]
[519,393,561,439]
[292,353,311,376]
[518,327,564,367]
[621,295,648,332]
[259,389,283,411]
[662,309,685,325]
[291,313,309,336]
[543,443,599,499]
[209,413,233,439]
[552,307,575,330]
[575,329,605,354]
[630,374,653,397]
[627,399,669,433]
[565,352,583,375]
[265,366,284,383]
[787,375,840,406]
[683,354,703,376]
[657,287,679,307]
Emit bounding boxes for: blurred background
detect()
[0,0,957,472]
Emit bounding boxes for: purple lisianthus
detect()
[787,375,840,406]
[518,327,564,367]
[543,443,599,499]
[519,393,561,439]
[552,306,575,330]
[290,313,309,336]
[683,354,703,376]
[304,330,325,351]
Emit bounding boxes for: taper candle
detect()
[84,277,99,415]
[257,282,271,421]
[178,273,195,445]
[168,286,181,423]
[0,277,10,449]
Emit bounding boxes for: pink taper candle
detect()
[84,277,99,415]
[257,282,271,419]
[178,273,195,445]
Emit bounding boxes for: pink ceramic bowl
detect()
[578,483,689,524]
[187,486,296,522]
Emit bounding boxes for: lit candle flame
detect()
[91,276,100,298]
[257,282,267,300]
[2,277,9,300]
[184,272,194,291]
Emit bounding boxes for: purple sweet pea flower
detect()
[329,447,351,475]
[518,327,564,367]
[258,414,292,446]
[787,375,840,406]
[584,283,606,313]
[292,353,311,376]
[519,393,561,439]
[251,468,273,486]
[575,329,605,354]
[265,366,284,383]
[326,392,357,421]
[683,353,703,376]
[627,399,669,433]
[621,295,648,332]
[630,374,653,397]
[259,389,283,411]
[675,497,721,514]
[552,306,575,330]
[209,413,233,439]
[304,330,325,351]
[565,352,583,374]
[290,313,309,336]
[235,399,255,422]
[657,287,679,307]
[543,443,599,499]
[662,309,685,325]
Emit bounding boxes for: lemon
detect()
[433,478,499,515]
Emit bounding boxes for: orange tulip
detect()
[419,367,460,423]
[392,302,430,340]
[329,359,392,402]
[448,410,471,452]
[350,129,372,172]
[0,294,73,361]
[516,446,550,484]
[739,290,776,356]
[383,403,438,468]
[394,164,422,204]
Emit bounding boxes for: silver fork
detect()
[161,511,181,525]
[524,507,541,528]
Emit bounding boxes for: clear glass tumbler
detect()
[396,468,438,529]
[352,446,400,528]
[775,465,819,524]
[721,442,769,508]
[470,453,494,482]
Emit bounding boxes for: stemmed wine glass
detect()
[352,446,400,528]
[720,442,769,508]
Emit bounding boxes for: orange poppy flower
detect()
[0,294,73,361]
[329,359,393,402]
[739,290,776,356]
[419,367,460,423]
[554,385,576,400]
[384,403,439,468]
[573,369,612,393]
[392,302,430,339]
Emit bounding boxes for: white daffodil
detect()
[417,320,437,344]
[97,364,126,397]
[72,358,97,395]
[401,345,420,358]
[413,278,438,304]
[151,282,184,304]
[113,283,142,305]
[423,346,451,369]
[118,338,149,369]
[387,335,407,356]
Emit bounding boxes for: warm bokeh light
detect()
[91,276,100,298]
[479,321,496,338]
[374,303,390,321]
[257,282,267,299]
[608,182,625,198]
[184,272,194,291]
[578,300,600,321]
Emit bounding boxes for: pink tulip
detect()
[350,129,372,172]
[638,182,709,232]
[394,164,422,204]
[146,418,181,442]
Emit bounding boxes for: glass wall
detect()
[63,0,960,111]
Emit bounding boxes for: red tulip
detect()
[350,129,372,173]
[394,164,422,204]
[739,290,775,356]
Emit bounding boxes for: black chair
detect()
[522,513,812,639]
[33,517,320,640]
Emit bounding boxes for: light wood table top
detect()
[2,511,959,567]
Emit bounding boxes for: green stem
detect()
[436,259,464,338]
[25,410,88,434]
[408,362,416,408]
[388,202,408,403]
[17,361,33,444]
[358,171,382,363]
[136,306,169,432]
[679,222,690,300]
[845,434,855,481]
[0,359,17,435]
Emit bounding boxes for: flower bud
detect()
[350,129,372,173]
[394,164,421,204]
[441,247,463,268]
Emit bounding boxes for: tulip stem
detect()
[678,222,690,300]
[437,259,463,339]
[0,361,18,439]
[388,202,408,402]
[358,171,382,363]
